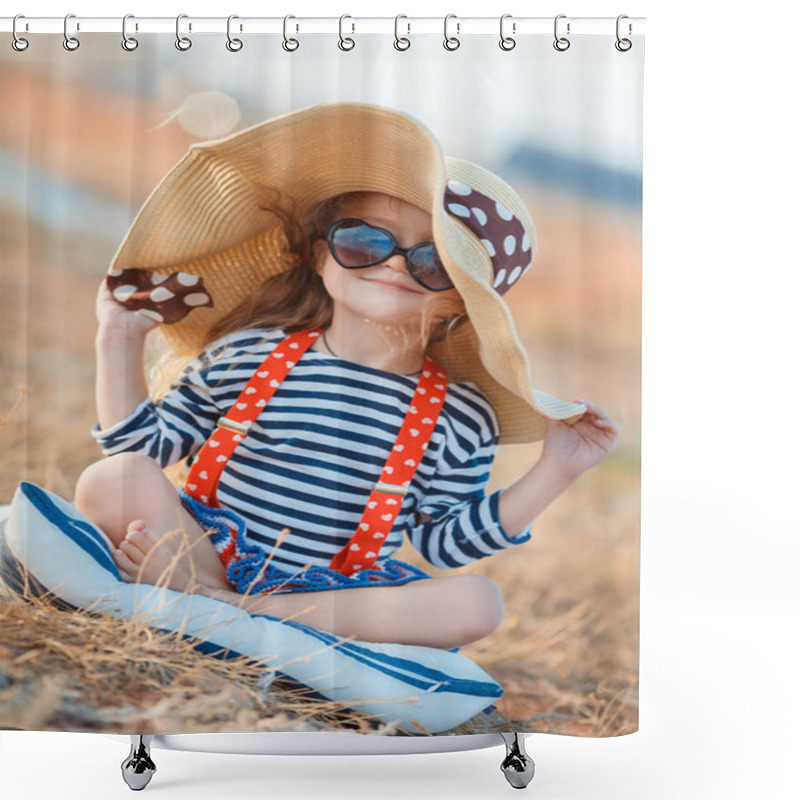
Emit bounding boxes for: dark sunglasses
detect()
[326,218,454,292]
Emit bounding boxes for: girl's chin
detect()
[345,293,425,315]
[346,305,427,328]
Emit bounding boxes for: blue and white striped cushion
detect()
[1,482,502,734]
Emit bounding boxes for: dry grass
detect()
[0,585,399,734]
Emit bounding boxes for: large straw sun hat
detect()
[107,102,585,443]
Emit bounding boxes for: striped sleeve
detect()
[404,392,533,569]
[89,339,233,467]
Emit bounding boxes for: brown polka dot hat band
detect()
[107,102,585,443]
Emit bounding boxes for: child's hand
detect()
[541,399,621,480]
[96,277,159,339]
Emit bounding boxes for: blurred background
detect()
[0,33,641,736]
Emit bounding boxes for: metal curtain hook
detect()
[227,15,243,51]
[394,14,410,51]
[175,14,192,50]
[500,14,516,51]
[283,15,299,51]
[553,14,570,51]
[444,14,460,51]
[122,14,139,51]
[63,13,80,51]
[12,15,29,51]
[339,14,355,51]
[615,15,632,51]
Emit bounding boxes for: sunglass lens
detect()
[331,222,393,267]
[408,245,453,291]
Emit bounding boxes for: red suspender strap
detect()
[328,359,448,576]
[184,328,322,508]
[184,327,449,577]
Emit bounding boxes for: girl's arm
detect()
[94,279,159,430]
[496,457,578,539]
[498,401,622,537]
[405,399,621,566]
[405,421,534,569]
[91,278,219,466]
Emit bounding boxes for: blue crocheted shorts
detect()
[180,490,431,596]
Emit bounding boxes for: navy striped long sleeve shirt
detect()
[91,327,532,573]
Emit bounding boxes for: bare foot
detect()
[113,521,200,592]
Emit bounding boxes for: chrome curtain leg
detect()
[500,732,535,789]
[121,735,157,791]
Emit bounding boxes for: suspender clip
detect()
[217,416,252,436]
[373,481,409,497]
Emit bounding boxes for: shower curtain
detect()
[0,20,643,740]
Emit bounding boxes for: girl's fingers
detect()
[575,399,598,416]
[575,399,613,420]
[596,418,621,436]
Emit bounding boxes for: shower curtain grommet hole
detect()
[499,14,516,51]
[553,14,571,51]
[339,15,355,51]
[615,15,633,51]
[175,14,192,51]
[443,14,460,51]
[12,15,29,51]
[121,15,138,51]
[283,15,299,51]
[394,15,411,50]
[63,14,80,51]
[226,15,243,51]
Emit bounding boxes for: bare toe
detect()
[114,522,195,592]
[126,519,148,539]
[113,547,139,582]
[124,521,158,556]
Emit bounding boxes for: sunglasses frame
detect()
[326,218,455,292]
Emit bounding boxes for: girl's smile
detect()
[362,273,424,293]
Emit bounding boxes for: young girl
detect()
[74,103,620,652]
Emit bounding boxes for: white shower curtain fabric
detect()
[0,29,643,738]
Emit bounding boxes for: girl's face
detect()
[314,193,462,328]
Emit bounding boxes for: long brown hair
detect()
[150,191,467,399]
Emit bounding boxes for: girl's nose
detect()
[384,253,410,273]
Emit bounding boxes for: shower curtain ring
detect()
[12,15,29,51]
[282,15,299,51]
[444,14,460,51]
[339,15,355,51]
[122,15,139,51]
[499,14,516,51]
[63,14,80,51]
[175,14,192,51]
[553,14,570,51]
[615,15,633,51]
[226,15,243,51]
[394,15,411,51]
